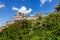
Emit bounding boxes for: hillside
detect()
[0,11,60,40]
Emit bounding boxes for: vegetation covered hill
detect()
[0,12,60,40]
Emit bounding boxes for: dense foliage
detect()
[0,12,60,40]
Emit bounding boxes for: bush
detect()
[0,12,60,40]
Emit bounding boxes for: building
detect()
[2,12,42,27]
[14,12,24,20]
[6,20,15,25]
[2,20,15,26]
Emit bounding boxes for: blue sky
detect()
[0,0,59,26]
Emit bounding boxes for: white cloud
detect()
[18,6,27,13]
[49,0,52,2]
[24,8,32,14]
[12,7,19,10]
[40,0,52,6]
[0,4,5,8]
[40,0,47,6]
[12,6,32,14]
